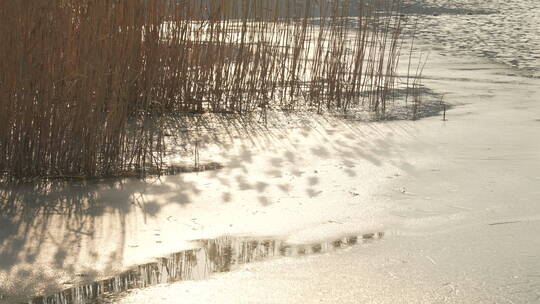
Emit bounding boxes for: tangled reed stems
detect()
[0,0,412,179]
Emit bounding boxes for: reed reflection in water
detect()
[31,233,384,304]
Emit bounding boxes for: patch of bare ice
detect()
[405,0,540,77]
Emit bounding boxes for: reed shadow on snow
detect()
[0,100,442,301]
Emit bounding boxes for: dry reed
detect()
[0,0,412,179]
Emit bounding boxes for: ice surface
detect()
[2,2,540,302]
[406,0,540,77]
[115,52,540,304]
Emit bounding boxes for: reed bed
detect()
[0,0,412,179]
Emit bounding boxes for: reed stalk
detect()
[0,0,413,179]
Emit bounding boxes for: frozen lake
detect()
[1,1,540,303]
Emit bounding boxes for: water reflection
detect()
[30,232,384,304]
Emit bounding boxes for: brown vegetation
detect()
[0,0,410,179]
